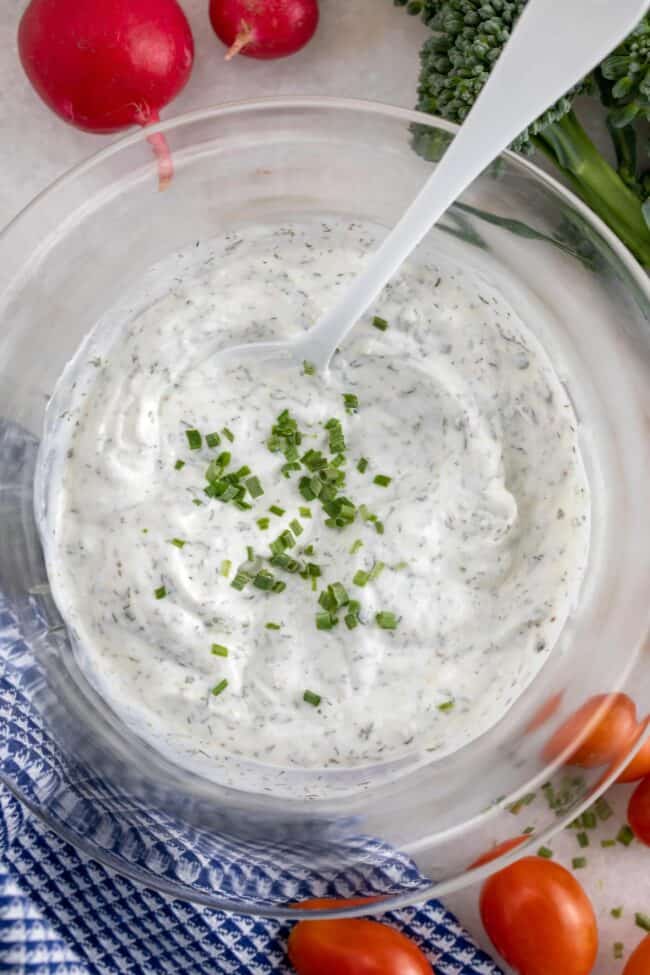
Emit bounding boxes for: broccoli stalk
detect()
[406,0,650,268]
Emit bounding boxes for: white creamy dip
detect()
[39,219,590,786]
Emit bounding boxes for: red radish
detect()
[209,0,319,61]
[18,0,194,189]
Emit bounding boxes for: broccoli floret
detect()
[403,0,650,266]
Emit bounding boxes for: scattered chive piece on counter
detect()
[581,811,597,829]
[537,846,554,859]
[303,360,316,375]
[174,459,185,470]
[614,943,624,960]
[170,538,186,549]
[601,839,616,848]
[357,457,368,474]
[211,644,229,657]
[373,474,392,488]
[246,476,264,499]
[206,432,221,448]
[253,569,275,591]
[316,611,337,630]
[343,392,359,413]
[303,544,315,556]
[572,857,587,870]
[438,700,455,713]
[611,907,623,919]
[269,505,285,517]
[349,539,363,555]
[220,559,232,578]
[185,429,202,450]
[376,611,398,630]
[265,622,281,630]
[230,570,250,591]
[595,797,613,820]
[192,499,203,507]
[635,913,650,933]
[299,506,312,518]
[154,586,167,600]
[368,561,385,581]
[222,427,234,442]
[353,569,369,587]
[372,315,388,331]
[290,518,303,536]
[617,825,635,846]
[257,517,270,530]
[303,689,321,707]
[576,832,590,848]
[211,678,228,697]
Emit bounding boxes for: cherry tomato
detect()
[623,935,650,975]
[543,693,638,767]
[479,857,598,975]
[617,718,650,783]
[470,835,528,869]
[628,775,650,845]
[288,899,433,975]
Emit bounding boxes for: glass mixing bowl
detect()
[0,97,648,919]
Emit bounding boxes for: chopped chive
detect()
[257,517,270,530]
[349,539,364,555]
[611,907,623,919]
[374,521,385,535]
[141,528,148,534]
[594,797,613,821]
[170,538,186,549]
[280,529,295,549]
[614,943,624,960]
[345,613,359,630]
[299,506,312,518]
[222,427,234,442]
[220,559,232,578]
[299,477,316,501]
[246,545,255,562]
[636,913,650,933]
[576,832,590,849]
[253,570,275,591]
[174,459,185,470]
[316,611,338,630]
[617,825,635,846]
[303,360,316,376]
[581,811,597,829]
[372,315,388,331]
[211,644,229,657]
[438,700,455,712]
[572,857,587,869]
[235,500,252,511]
[230,571,250,591]
[246,476,264,499]
[343,392,359,413]
[234,465,251,479]
[290,519,304,537]
[206,432,221,448]
[353,569,369,587]
[537,846,554,859]
[601,839,616,848]
[303,544,315,556]
[393,560,409,571]
[269,505,285,517]
[211,678,228,697]
[265,622,281,630]
[185,429,202,450]
[373,474,392,488]
[303,689,321,707]
[376,611,398,630]
[272,579,287,593]
[330,582,349,607]
[192,499,203,507]
[304,563,321,578]
[357,457,368,474]
[368,561,385,581]
[154,585,167,600]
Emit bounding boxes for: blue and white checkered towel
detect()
[0,422,502,975]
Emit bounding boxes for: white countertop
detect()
[1,2,647,972]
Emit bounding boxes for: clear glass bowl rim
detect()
[1,95,648,920]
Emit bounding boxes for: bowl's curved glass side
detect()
[0,99,648,916]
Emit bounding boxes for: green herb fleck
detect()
[265,622,281,630]
[349,539,364,555]
[316,611,337,631]
[303,689,321,707]
[617,824,635,847]
[594,797,613,821]
[154,586,167,600]
[372,315,388,331]
[174,459,185,470]
[572,856,587,869]
[253,569,276,591]
[373,474,392,488]
[246,476,264,499]
[343,392,359,413]
[537,846,554,859]
[614,942,624,960]
[211,678,228,697]
[269,505,285,517]
[206,432,221,448]
[257,517,270,530]
[222,427,234,442]
[220,559,232,578]
[438,700,455,713]
[611,907,623,919]
[353,569,369,587]
[211,644,229,657]
[357,457,369,474]
[635,913,650,933]
[290,518,303,537]
[170,538,186,549]
[368,561,385,581]
[230,570,250,591]
[303,360,316,376]
[185,429,202,450]
[576,832,590,849]
[601,839,616,848]
[376,611,398,630]
[299,506,312,518]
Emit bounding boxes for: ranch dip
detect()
[38,219,590,788]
